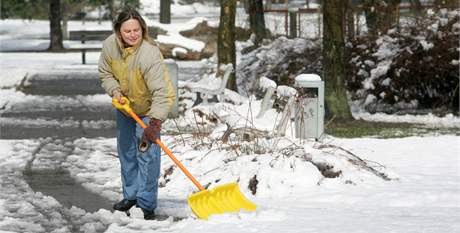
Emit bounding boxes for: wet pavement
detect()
[23,169,113,213]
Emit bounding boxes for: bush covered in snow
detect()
[237,9,459,116]
[347,9,459,115]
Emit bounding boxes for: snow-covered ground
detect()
[0,133,459,232]
[1,2,460,233]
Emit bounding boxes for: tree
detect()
[346,0,355,40]
[361,0,378,36]
[123,0,140,9]
[361,0,400,37]
[1,0,48,20]
[379,0,400,33]
[248,0,266,45]
[49,0,64,50]
[160,0,171,24]
[322,0,352,121]
[409,0,423,12]
[434,0,458,9]
[218,0,237,91]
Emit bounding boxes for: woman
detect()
[98,8,176,220]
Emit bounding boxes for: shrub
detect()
[347,9,459,115]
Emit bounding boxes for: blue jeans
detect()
[115,110,161,212]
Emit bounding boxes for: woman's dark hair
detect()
[113,8,150,42]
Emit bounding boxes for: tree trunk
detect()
[248,0,266,45]
[322,0,352,121]
[49,0,64,50]
[410,0,423,12]
[378,0,400,34]
[160,0,171,24]
[218,0,237,91]
[362,0,378,37]
[362,0,400,37]
[346,0,355,41]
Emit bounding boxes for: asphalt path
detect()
[0,70,115,139]
[0,62,204,139]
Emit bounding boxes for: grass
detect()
[325,120,460,138]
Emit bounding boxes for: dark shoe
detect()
[142,208,156,220]
[113,199,137,212]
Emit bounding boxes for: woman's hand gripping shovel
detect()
[112,97,257,219]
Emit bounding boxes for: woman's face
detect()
[120,19,142,47]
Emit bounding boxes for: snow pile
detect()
[237,36,320,93]
[63,127,395,205]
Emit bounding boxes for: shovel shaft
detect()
[125,109,206,191]
[155,138,206,191]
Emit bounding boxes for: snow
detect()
[1,2,460,233]
[0,16,210,54]
[0,52,100,88]
[172,47,188,57]
[1,135,459,232]
[276,85,298,97]
[295,73,321,82]
[140,1,219,16]
[258,76,277,90]
[157,34,205,52]
[419,39,434,51]
[353,112,460,128]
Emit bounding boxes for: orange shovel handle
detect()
[125,108,206,192]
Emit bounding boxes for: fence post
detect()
[289,10,297,38]
[317,6,322,39]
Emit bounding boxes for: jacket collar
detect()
[115,35,142,59]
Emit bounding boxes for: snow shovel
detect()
[112,97,257,219]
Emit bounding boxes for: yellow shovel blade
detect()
[187,182,257,219]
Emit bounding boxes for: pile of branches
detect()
[347,9,459,115]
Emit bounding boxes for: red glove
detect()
[142,118,161,144]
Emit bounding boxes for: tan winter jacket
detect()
[98,34,175,121]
